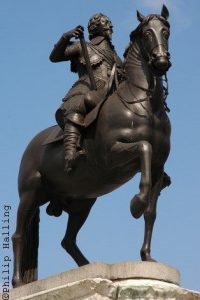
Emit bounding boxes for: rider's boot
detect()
[63,121,85,173]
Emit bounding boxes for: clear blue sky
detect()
[1,0,200,292]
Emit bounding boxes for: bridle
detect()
[118,18,170,113]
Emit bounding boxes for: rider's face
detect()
[99,17,113,40]
[103,28,113,40]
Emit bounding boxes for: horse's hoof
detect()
[141,254,157,262]
[130,194,148,219]
[12,278,24,288]
[148,257,157,262]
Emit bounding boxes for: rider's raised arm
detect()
[64,42,81,60]
[49,34,72,62]
[49,26,84,62]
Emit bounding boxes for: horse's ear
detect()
[137,10,145,22]
[161,4,169,20]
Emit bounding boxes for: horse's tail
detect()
[22,207,40,284]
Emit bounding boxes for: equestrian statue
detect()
[12,5,172,287]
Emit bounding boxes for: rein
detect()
[117,83,151,117]
[117,90,150,119]
[117,73,170,114]
[117,74,153,105]
[162,73,170,112]
[117,91,149,106]
[117,87,149,105]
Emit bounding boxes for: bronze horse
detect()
[12,6,171,287]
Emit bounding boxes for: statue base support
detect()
[5,262,200,299]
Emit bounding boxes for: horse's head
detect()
[130,5,171,76]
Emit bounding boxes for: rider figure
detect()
[49,13,123,173]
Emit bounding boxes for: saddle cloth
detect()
[42,125,63,146]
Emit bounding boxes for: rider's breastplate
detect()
[79,39,115,81]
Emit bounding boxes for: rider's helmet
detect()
[88,13,113,40]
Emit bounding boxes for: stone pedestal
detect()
[4,262,200,299]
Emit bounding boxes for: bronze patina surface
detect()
[12,5,172,288]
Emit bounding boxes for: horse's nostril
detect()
[166,52,170,58]
[152,53,157,59]
[154,58,169,71]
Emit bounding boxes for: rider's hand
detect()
[63,25,84,40]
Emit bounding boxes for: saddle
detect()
[42,99,105,146]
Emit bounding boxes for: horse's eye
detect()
[144,31,152,39]
[163,30,169,40]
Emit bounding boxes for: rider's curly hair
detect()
[88,13,113,39]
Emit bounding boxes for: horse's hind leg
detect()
[61,198,96,266]
[140,170,171,261]
[12,171,41,287]
[12,191,38,287]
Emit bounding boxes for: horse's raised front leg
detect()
[111,140,152,219]
[140,170,171,261]
[129,141,152,219]
[61,198,96,266]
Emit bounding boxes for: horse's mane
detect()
[123,43,132,58]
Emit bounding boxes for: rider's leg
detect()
[84,88,107,110]
[63,117,84,173]
[84,90,103,110]
[58,95,86,173]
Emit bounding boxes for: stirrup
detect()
[64,150,86,173]
[77,148,86,156]
[64,156,75,173]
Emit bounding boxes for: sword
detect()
[79,32,97,91]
